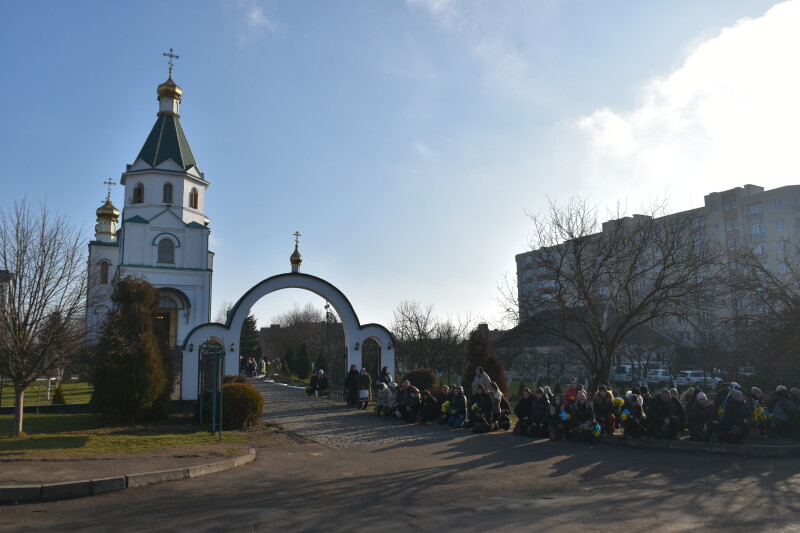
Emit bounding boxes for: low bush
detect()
[51,383,67,405]
[221,383,264,429]
[402,368,438,393]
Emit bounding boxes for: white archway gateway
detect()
[179,271,395,400]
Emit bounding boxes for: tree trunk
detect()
[12,386,25,436]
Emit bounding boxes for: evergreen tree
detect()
[458,327,509,395]
[51,383,66,405]
[92,276,168,424]
[283,347,296,377]
[296,343,312,380]
[239,313,261,360]
[461,327,492,392]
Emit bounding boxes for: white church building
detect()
[87,62,395,402]
[87,69,213,361]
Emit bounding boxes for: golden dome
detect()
[157,75,183,101]
[290,245,303,266]
[96,199,120,221]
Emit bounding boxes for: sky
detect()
[2,0,799,331]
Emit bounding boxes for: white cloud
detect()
[406,0,460,27]
[239,0,278,34]
[413,141,439,160]
[575,1,800,209]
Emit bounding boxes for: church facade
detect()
[87,70,213,356]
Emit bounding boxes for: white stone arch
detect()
[179,272,395,400]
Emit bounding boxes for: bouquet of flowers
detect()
[471,403,479,411]
[559,411,571,421]
[441,401,451,413]
[620,409,631,421]
[613,396,625,406]
[592,423,602,437]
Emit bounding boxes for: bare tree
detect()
[390,300,471,373]
[501,197,724,390]
[0,201,88,436]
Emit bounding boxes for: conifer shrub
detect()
[221,382,264,429]
[51,383,66,405]
[296,343,312,380]
[224,375,251,385]
[402,368,438,392]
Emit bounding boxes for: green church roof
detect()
[135,114,197,171]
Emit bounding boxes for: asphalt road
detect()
[4,383,800,532]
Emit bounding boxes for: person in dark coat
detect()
[357,368,372,410]
[468,384,492,428]
[377,366,393,388]
[670,388,687,429]
[530,388,551,438]
[648,389,682,439]
[687,391,716,441]
[344,365,359,407]
[548,395,568,441]
[720,389,750,443]
[593,385,616,435]
[569,390,595,440]
[418,390,439,423]
[447,385,468,428]
[622,391,647,439]
[308,370,320,396]
[513,388,533,436]
[438,385,453,424]
[317,370,329,396]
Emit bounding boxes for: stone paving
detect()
[254,381,469,449]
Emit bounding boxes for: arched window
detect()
[189,188,199,209]
[99,260,110,284]
[133,183,144,204]
[163,183,173,204]
[157,239,175,264]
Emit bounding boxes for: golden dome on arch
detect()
[290,245,303,266]
[157,75,183,101]
[96,199,120,221]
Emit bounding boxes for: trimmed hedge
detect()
[221,382,264,429]
[402,368,438,393]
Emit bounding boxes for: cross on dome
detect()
[163,48,180,76]
[103,178,116,202]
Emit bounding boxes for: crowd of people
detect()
[299,365,800,444]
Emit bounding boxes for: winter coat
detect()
[593,393,615,420]
[377,386,392,407]
[564,387,579,407]
[548,401,566,427]
[648,397,677,425]
[471,372,492,396]
[309,374,320,391]
[530,396,550,424]
[491,392,505,414]
[449,393,467,417]
[720,398,749,430]
[377,370,392,387]
[357,372,372,390]
[687,401,715,436]
[471,391,492,414]
[570,401,594,426]
[318,375,329,392]
[419,396,439,421]
[671,396,686,425]
[344,370,359,392]
[514,396,533,421]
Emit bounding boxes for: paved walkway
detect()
[256,381,468,448]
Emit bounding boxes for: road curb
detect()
[599,435,800,456]
[0,448,256,505]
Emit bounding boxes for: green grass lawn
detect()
[0,413,247,456]
[0,380,93,408]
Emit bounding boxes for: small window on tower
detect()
[189,188,198,209]
[99,261,110,284]
[157,239,175,264]
[163,183,173,204]
[133,183,144,204]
